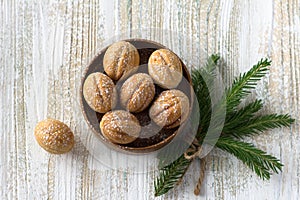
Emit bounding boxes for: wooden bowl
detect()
[80,39,193,154]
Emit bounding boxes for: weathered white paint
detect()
[0,0,299,199]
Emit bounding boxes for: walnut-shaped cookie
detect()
[34,119,74,154]
[149,89,189,129]
[83,72,117,113]
[100,110,141,144]
[103,41,140,81]
[148,49,182,89]
[120,73,155,113]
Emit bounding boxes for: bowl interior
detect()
[80,39,193,153]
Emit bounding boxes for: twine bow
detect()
[183,138,206,196]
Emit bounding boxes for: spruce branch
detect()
[216,136,283,180]
[192,54,220,135]
[154,155,192,197]
[223,114,294,139]
[225,99,263,125]
[226,58,271,113]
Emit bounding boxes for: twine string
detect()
[194,157,206,195]
[183,138,206,196]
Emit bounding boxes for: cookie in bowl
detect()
[120,73,155,113]
[149,89,189,129]
[148,49,182,89]
[103,41,140,81]
[83,72,117,113]
[100,110,141,144]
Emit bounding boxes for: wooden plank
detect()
[0,0,299,199]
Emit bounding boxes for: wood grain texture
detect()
[0,0,299,199]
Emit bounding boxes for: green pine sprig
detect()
[216,136,283,180]
[223,113,294,139]
[192,55,220,136]
[154,155,191,197]
[225,58,270,113]
[154,55,295,197]
[225,99,264,126]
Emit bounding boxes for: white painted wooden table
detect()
[1,0,299,199]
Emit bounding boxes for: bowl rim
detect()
[79,38,193,154]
